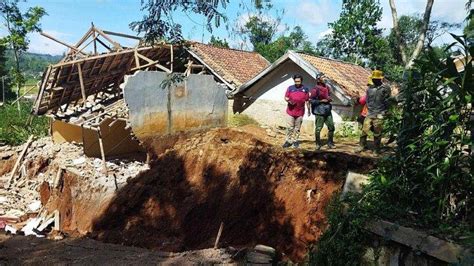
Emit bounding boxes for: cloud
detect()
[290,0,339,27]
[28,30,70,55]
[379,0,468,30]
[317,29,333,39]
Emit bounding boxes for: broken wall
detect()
[123,71,228,141]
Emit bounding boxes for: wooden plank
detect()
[131,60,171,73]
[97,130,108,175]
[366,220,473,263]
[6,135,34,189]
[77,63,87,104]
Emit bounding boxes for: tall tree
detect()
[0,0,46,108]
[389,0,434,69]
[328,0,383,64]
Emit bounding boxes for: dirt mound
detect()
[88,127,374,262]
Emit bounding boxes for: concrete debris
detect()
[0,136,149,223]
[28,201,42,212]
[5,224,17,234]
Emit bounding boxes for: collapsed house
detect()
[231,51,379,133]
[32,26,269,169]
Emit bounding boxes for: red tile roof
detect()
[189,43,270,88]
[297,53,372,97]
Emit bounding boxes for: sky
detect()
[0,0,469,55]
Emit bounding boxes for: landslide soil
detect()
[88,126,374,262]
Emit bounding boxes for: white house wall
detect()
[239,60,353,134]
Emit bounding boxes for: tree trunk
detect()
[389,0,435,69]
[406,0,434,69]
[389,0,408,65]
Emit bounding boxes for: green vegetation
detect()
[228,113,259,127]
[0,0,46,105]
[311,34,473,264]
[209,35,230,48]
[5,50,61,80]
[0,101,49,145]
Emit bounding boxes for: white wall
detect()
[240,60,354,134]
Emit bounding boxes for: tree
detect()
[208,35,229,48]
[328,0,384,64]
[0,0,46,109]
[389,0,434,69]
[232,0,284,50]
[255,26,317,63]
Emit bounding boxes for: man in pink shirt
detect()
[282,74,310,148]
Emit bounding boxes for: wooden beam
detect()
[134,50,140,68]
[6,135,34,189]
[77,64,87,104]
[74,26,94,49]
[11,84,37,105]
[96,37,112,52]
[40,32,86,55]
[103,30,142,40]
[97,129,108,175]
[93,26,121,50]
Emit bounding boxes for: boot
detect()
[327,131,336,149]
[355,136,367,153]
[315,135,322,150]
[374,136,382,155]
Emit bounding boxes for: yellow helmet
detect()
[371,69,384,80]
[367,77,374,86]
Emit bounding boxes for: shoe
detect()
[282,141,292,148]
[327,142,336,149]
[315,144,322,150]
[293,141,300,148]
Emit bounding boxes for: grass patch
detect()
[228,113,259,127]
[0,101,49,145]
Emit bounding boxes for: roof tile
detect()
[190,43,270,87]
[297,53,372,97]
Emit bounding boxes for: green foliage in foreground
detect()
[0,101,49,145]
[311,34,473,264]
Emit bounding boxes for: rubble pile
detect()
[0,136,149,227]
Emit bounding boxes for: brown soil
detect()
[85,126,374,262]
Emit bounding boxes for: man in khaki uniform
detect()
[356,70,391,154]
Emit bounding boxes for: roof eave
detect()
[186,48,236,91]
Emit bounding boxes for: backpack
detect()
[310,86,332,116]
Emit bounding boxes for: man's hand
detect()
[320,99,329,103]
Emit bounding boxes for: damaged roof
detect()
[188,43,270,89]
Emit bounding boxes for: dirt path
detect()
[0,233,236,265]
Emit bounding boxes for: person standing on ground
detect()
[282,74,310,148]
[355,77,372,129]
[355,70,391,154]
[310,77,335,150]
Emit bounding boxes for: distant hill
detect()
[5,50,63,79]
